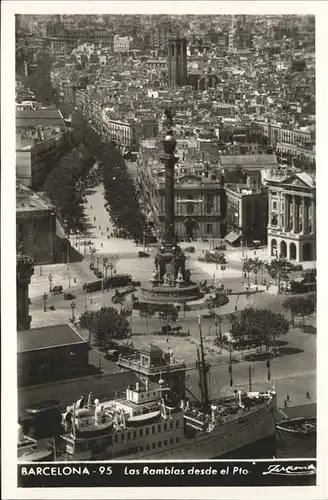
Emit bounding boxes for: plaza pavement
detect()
[27,183,317,409]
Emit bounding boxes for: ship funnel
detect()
[94,405,102,426]
[210,405,217,423]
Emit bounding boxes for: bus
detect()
[83,274,132,293]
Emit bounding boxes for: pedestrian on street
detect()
[306,391,310,399]
[90,205,92,210]
[101,232,103,236]
[101,242,103,248]
[94,216,96,222]
[286,394,290,402]
[234,305,237,312]
[284,399,288,407]
[107,227,109,232]
[99,225,101,229]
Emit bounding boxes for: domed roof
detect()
[140,343,163,357]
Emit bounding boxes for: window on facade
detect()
[187,201,194,214]
[176,420,179,428]
[152,425,155,433]
[139,429,143,437]
[177,44,181,56]
[271,215,278,226]
[170,421,174,429]
[133,431,137,438]
[158,441,162,447]
[170,438,174,445]
[152,442,156,449]
[272,201,277,210]
[206,223,213,235]
[146,444,150,451]
[176,437,180,443]
[127,432,131,439]
[164,439,168,446]
[164,423,167,430]
[146,427,149,435]
[158,424,161,432]
[206,195,214,214]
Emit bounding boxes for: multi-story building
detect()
[136,156,224,240]
[16,108,71,190]
[276,142,315,168]
[16,183,57,264]
[16,132,71,191]
[266,171,316,263]
[252,121,313,147]
[158,173,224,240]
[225,184,268,246]
[220,154,279,192]
[113,35,132,53]
[46,28,113,55]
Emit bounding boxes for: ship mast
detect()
[197,315,210,411]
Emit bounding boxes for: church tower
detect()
[167,38,187,87]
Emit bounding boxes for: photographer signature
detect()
[262,464,316,476]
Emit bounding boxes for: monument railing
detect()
[117,356,186,374]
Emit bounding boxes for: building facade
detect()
[266,172,316,262]
[16,131,71,191]
[225,185,268,246]
[158,174,224,240]
[113,35,132,53]
[16,184,57,264]
[167,38,188,87]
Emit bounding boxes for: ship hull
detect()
[77,396,277,462]
[216,433,276,459]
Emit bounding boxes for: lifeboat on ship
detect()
[126,410,161,427]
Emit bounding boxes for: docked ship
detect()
[57,324,277,461]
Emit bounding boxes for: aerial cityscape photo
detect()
[15,13,316,463]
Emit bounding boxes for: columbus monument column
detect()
[140,109,201,303]
[161,109,179,248]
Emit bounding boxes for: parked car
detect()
[138,251,150,258]
[52,285,63,295]
[64,293,76,300]
[105,349,119,361]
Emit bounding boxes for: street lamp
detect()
[229,341,233,387]
[71,301,76,322]
[43,292,48,312]
[48,273,53,292]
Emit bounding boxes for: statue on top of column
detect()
[164,108,174,130]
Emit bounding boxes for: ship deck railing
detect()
[117,356,186,374]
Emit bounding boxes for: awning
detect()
[225,232,241,244]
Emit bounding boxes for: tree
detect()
[242,258,253,286]
[283,294,316,330]
[265,257,295,294]
[79,306,131,351]
[230,308,289,354]
[282,296,298,326]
